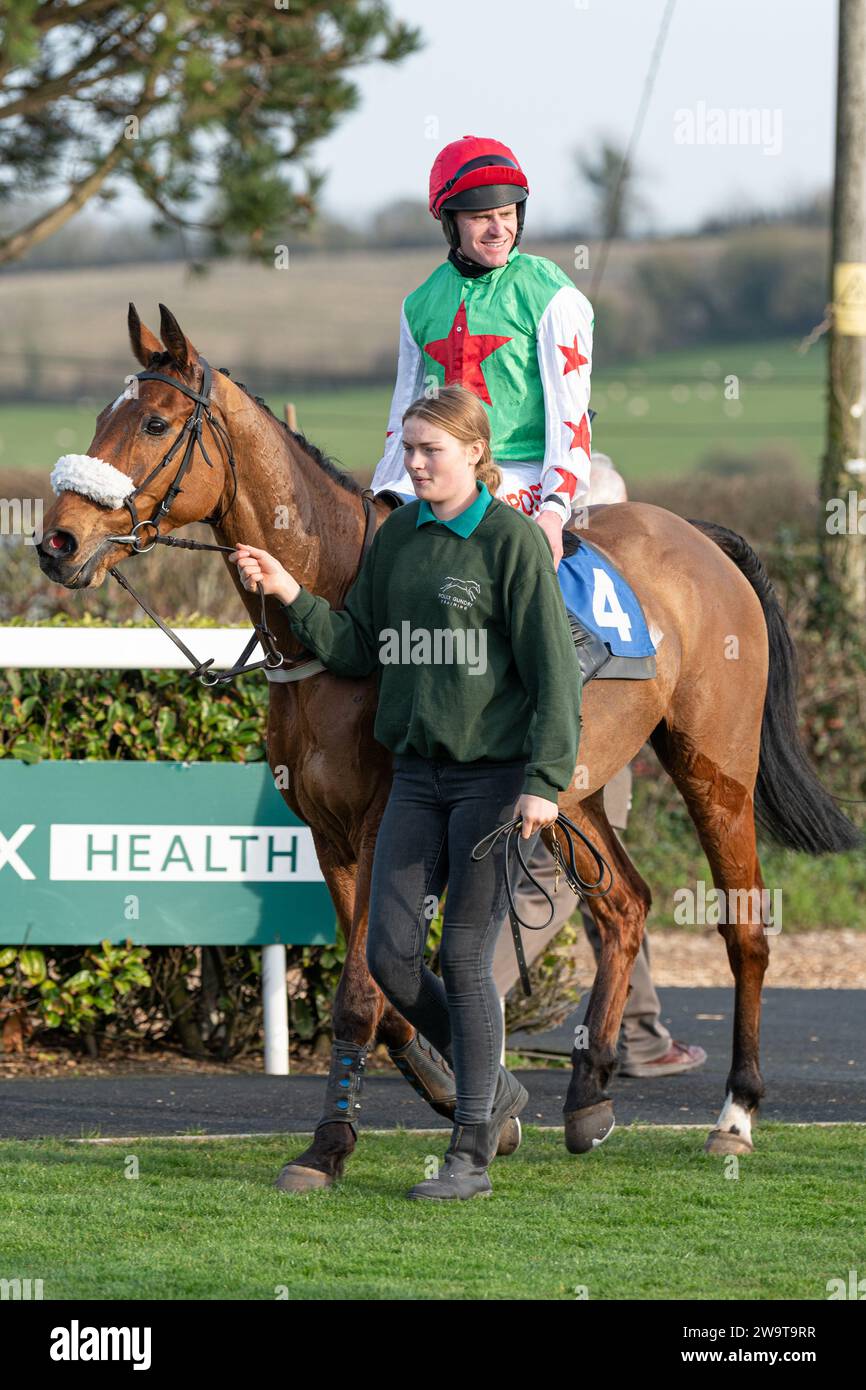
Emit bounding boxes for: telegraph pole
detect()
[821,0,866,619]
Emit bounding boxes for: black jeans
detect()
[367,752,542,1123]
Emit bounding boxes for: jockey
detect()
[369,133,609,678]
[369,131,600,569]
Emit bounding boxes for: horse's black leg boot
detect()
[388,1031,457,1119]
[315,1038,368,1135]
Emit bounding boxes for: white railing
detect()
[1,627,266,670]
[1,625,290,1074]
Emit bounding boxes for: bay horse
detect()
[37,305,860,1190]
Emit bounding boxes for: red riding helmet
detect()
[429,135,529,251]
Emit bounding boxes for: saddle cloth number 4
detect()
[590,566,632,643]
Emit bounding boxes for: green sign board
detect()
[0,760,337,947]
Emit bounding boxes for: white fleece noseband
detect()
[50,454,136,510]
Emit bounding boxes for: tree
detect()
[575,137,647,241]
[0,0,422,264]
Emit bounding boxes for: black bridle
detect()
[105,357,377,686]
[471,811,613,996]
[114,359,238,547]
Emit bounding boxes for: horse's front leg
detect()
[561,796,652,1154]
[275,838,386,1192]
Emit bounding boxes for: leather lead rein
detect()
[471,811,613,997]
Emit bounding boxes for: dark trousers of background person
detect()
[366,752,542,1123]
[490,765,672,1065]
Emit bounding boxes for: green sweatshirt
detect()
[280,481,582,800]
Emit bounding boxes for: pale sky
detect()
[315,0,837,234]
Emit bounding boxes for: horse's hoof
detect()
[496,1114,522,1157]
[274,1163,335,1192]
[704,1128,754,1156]
[563,1100,616,1154]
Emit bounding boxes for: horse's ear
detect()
[158,303,198,375]
[128,303,162,368]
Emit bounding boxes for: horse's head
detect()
[37,303,233,588]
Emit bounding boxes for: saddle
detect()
[373,490,656,686]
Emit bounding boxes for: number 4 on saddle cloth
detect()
[376,492,657,687]
[557,528,656,684]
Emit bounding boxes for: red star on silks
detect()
[557,335,589,375]
[386,430,394,438]
[551,467,580,499]
[563,414,591,455]
[423,301,511,406]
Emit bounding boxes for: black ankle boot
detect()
[406,1120,495,1200]
[489,1067,530,1157]
[566,611,611,682]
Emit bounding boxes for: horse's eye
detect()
[144,417,167,435]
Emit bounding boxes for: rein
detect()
[103,357,378,686]
[471,811,613,996]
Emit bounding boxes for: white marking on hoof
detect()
[592,1118,615,1148]
[714,1093,753,1146]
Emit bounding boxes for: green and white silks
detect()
[371,246,594,520]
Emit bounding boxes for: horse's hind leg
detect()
[560,792,653,1154]
[651,722,769,1155]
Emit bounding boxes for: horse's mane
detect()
[147,350,363,496]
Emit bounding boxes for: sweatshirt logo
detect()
[438,576,481,610]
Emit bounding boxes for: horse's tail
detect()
[687,518,862,854]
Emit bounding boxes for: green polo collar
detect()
[416,479,492,537]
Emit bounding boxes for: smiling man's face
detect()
[455,204,518,268]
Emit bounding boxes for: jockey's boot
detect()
[406,1119,495,1201]
[566,610,612,683]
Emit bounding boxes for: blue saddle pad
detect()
[556,538,655,659]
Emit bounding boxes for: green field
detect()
[1,1124,862,1300]
[0,339,826,483]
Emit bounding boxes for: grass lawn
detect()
[1,1124,862,1300]
[586,338,826,481]
[1,338,826,482]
